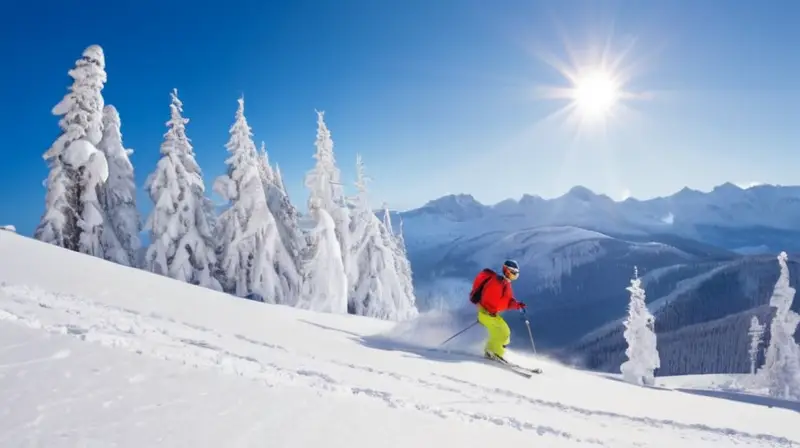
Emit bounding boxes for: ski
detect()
[502,360,543,376]
[510,363,542,375]
[432,347,543,376]
[482,355,543,376]
[488,361,534,378]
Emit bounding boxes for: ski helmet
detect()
[502,259,520,281]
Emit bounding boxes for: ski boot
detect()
[484,350,509,364]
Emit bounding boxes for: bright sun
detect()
[572,70,619,120]
[530,36,650,136]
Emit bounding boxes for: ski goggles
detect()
[503,266,519,280]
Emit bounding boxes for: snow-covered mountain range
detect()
[401,182,800,254]
[395,183,800,373]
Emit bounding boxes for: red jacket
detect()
[470,269,523,315]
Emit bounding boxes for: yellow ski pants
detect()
[477,306,511,358]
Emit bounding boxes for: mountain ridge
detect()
[407,182,792,212]
[397,182,800,254]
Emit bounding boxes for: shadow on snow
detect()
[299,318,489,366]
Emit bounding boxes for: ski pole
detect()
[521,308,537,354]
[439,320,478,346]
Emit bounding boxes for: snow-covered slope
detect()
[0,233,797,447]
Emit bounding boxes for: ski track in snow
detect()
[0,283,796,448]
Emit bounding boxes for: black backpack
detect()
[469,268,505,304]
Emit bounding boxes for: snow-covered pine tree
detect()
[391,211,416,313]
[748,315,765,375]
[97,104,141,267]
[214,97,291,303]
[304,110,354,286]
[755,251,800,399]
[297,202,348,314]
[164,89,220,272]
[256,141,275,186]
[346,156,417,320]
[619,266,660,386]
[272,159,305,260]
[144,89,221,291]
[179,95,220,289]
[255,141,303,302]
[35,44,110,256]
[347,154,382,314]
[377,207,418,320]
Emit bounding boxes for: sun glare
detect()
[528,35,650,137]
[572,70,619,120]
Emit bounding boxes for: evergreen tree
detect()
[756,251,800,399]
[304,110,354,286]
[389,209,416,313]
[214,97,290,303]
[144,89,221,290]
[256,143,304,301]
[36,44,110,256]
[256,141,276,187]
[297,204,348,313]
[620,267,660,385]
[97,105,141,267]
[348,154,381,314]
[347,156,418,320]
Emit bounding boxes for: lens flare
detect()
[528,34,652,138]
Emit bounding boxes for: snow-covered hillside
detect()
[407,224,711,348]
[411,225,693,293]
[565,255,800,376]
[1,232,797,447]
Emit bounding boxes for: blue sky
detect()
[2,0,800,236]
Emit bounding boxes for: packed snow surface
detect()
[0,232,797,447]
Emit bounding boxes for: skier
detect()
[469,259,526,362]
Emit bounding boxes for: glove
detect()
[516,301,527,310]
